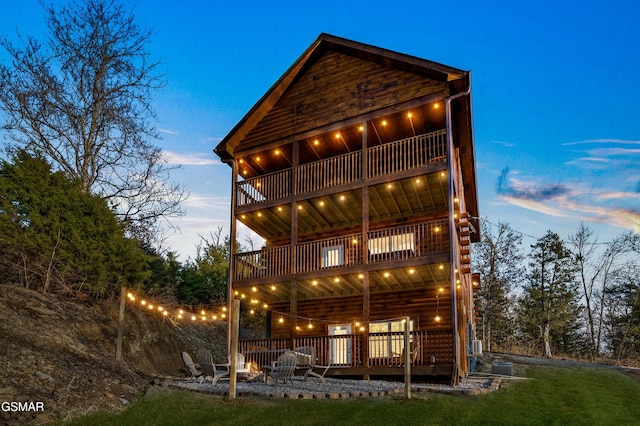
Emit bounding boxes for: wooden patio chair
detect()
[195,348,229,385]
[266,350,297,387]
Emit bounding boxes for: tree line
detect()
[473,218,640,362]
[0,150,229,305]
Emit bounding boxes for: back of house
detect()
[215,33,480,384]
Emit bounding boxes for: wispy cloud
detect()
[491,140,517,148]
[497,168,640,233]
[497,168,570,201]
[563,138,640,146]
[563,138,640,171]
[158,128,179,136]
[184,194,230,210]
[164,151,221,166]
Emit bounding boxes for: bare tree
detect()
[570,225,637,357]
[0,0,185,238]
[472,218,524,352]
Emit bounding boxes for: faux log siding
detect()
[240,52,446,150]
[269,288,453,339]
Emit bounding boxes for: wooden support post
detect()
[290,280,297,349]
[290,139,299,348]
[229,298,240,399]
[226,159,238,353]
[404,315,411,399]
[361,121,370,378]
[115,286,126,362]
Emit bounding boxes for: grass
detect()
[59,366,640,426]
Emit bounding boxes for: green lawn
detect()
[60,366,640,426]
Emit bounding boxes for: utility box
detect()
[491,362,513,376]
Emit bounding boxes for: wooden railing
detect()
[367,221,447,263]
[233,220,449,281]
[368,130,447,179]
[296,234,364,274]
[235,129,447,207]
[236,169,291,207]
[297,151,362,194]
[234,246,291,281]
[239,330,452,370]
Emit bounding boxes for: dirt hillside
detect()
[0,284,233,425]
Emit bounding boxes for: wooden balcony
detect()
[236,129,447,208]
[239,330,454,378]
[233,220,449,282]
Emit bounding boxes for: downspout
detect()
[222,158,238,355]
[445,80,471,385]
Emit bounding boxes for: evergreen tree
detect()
[0,0,185,242]
[0,150,148,294]
[518,230,582,357]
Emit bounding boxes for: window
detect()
[321,245,344,268]
[367,232,414,254]
[369,319,414,358]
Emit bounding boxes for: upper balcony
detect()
[236,129,447,209]
[233,219,449,285]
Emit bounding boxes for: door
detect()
[328,324,352,365]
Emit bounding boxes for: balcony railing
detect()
[297,151,362,194]
[237,169,291,207]
[236,129,447,207]
[239,330,452,369]
[233,220,448,281]
[367,129,446,179]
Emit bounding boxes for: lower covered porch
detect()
[238,330,455,380]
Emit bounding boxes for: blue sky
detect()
[2,0,639,259]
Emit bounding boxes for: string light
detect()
[126,290,424,336]
[123,289,266,324]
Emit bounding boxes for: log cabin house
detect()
[214,34,481,384]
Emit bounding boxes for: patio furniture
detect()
[264,350,297,387]
[195,348,229,385]
[223,352,252,374]
[295,346,331,383]
[181,351,202,381]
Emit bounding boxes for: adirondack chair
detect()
[223,352,252,374]
[266,350,297,387]
[295,346,331,383]
[181,351,202,381]
[195,348,229,385]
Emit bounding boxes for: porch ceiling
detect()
[237,262,451,305]
[238,170,449,242]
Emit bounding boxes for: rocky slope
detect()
[0,284,231,425]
